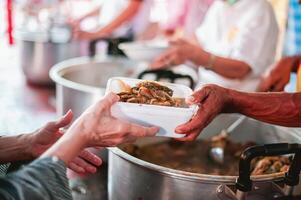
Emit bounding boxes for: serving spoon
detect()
[209,116,246,165]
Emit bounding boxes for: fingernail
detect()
[63,109,72,118]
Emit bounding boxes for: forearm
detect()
[41,129,86,165]
[190,49,251,79]
[227,90,301,127]
[0,134,33,163]
[95,1,141,36]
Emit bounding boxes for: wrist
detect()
[190,46,211,66]
[21,133,37,160]
[222,88,238,114]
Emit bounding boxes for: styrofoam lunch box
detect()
[105,77,198,138]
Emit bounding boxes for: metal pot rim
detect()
[109,147,285,184]
[50,56,133,94]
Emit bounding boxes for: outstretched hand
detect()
[30,111,102,174]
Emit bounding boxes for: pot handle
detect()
[89,38,106,58]
[137,69,195,89]
[236,143,301,194]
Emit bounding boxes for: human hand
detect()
[68,93,159,147]
[151,38,203,69]
[175,85,232,141]
[29,111,102,174]
[73,29,108,41]
[257,57,297,92]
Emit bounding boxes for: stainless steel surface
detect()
[210,116,247,164]
[16,30,89,85]
[108,117,300,200]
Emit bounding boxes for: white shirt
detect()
[98,0,152,38]
[195,0,279,92]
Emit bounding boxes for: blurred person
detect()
[71,0,153,55]
[0,93,158,199]
[152,0,279,92]
[161,0,214,38]
[258,0,301,92]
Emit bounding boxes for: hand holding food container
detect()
[105,77,197,138]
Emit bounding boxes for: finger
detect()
[95,93,120,113]
[257,77,274,92]
[78,149,102,166]
[68,162,85,174]
[44,110,73,132]
[175,128,201,142]
[273,80,287,92]
[72,157,98,174]
[185,86,210,105]
[150,52,173,69]
[175,100,214,134]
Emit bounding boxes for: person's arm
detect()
[151,39,251,79]
[175,85,301,141]
[0,112,102,174]
[0,157,71,200]
[190,47,251,79]
[0,93,158,200]
[228,89,301,126]
[41,92,158,164]
[77,0,142,40]
[258,56,301,92]
[0,135,33,163]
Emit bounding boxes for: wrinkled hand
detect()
[257,57,296,92]
[151,38,202,69]
[175,85,232,141]
[68,93,159,147]
[29,111,102,174]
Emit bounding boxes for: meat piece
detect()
[116,80,186,107]
[137,81,173,96]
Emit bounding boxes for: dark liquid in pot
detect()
[121,140,290,176]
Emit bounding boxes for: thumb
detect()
[96,93,120,113]
[186,86,210,105]
[44,110,74,132]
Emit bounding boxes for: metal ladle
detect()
[209,116,247,165]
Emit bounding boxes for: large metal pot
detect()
[50,56,138,117]
[15,29,89,85]
[108,117,301,200]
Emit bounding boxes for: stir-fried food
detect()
[117,80,186,107]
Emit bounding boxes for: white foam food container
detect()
[105,77,197,138]
[118,41,168,62]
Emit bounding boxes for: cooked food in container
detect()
[105,77,197,138]
[117,80,187,107]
